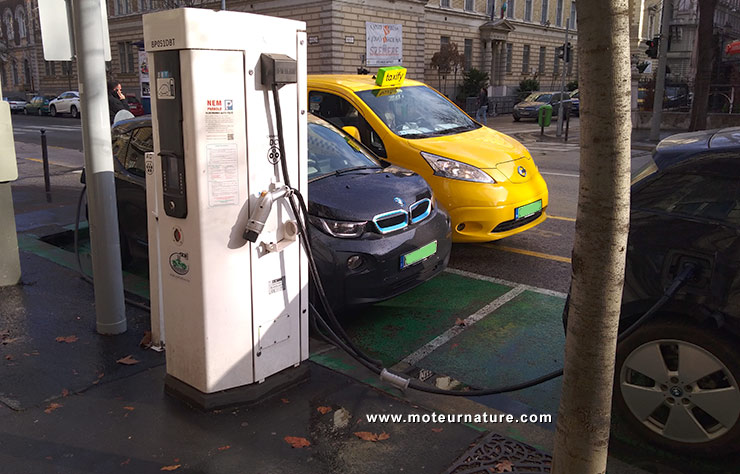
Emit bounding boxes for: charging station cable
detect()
[261,73,700,396]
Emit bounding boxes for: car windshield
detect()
[308,116,382,181]
[526,93,552,103]
[355,85,478,139]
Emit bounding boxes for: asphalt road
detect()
[11,112,84,152]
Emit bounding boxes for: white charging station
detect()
[143,8,308,407]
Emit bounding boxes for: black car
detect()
[608,132,740,454]
[109,114,452,312]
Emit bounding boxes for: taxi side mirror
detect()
[342,126,361,141]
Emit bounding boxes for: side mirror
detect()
[342,126,361,141]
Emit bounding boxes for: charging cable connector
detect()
[243,184,291,243]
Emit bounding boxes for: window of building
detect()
[567,52,574,75]
[15,7,26,39]
[62,61,73,76]
[553,50,560,76]
[464,39,473,70]
[506,43,513,72]
[522,45,530,73]
[441,36,450,46]
[119,41,135,74]
[139,0,155,11]
[570,1,577,29]
[488,0,495,16]
[115,0,131,15]
[12,61,19,85]
[556,0,563,26]
[4,11,14,40]
[538,46,546,74]
[441,0,450,7]
[507,0,515,18]
[541,0,549,24]
[23,59,31,86]
[525,0,533,21]
[465,0,475,12]
[0,62,5,85]
[45,61,56,76]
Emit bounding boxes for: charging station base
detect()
[164,364,311,411]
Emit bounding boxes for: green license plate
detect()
[401,240,437,269]
[515,200,542,219]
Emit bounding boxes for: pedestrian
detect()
[476,87,488,126]
[108,80,129,124]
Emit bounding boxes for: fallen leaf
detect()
[160,465,181,471]
[121,458,130,466]
[61,389,69,397]
[55,335,78,343]
[454,318,466,327]
[116,355,140,365]
[353,431,390,442]
[284,436,310,448]
[281,398,290,404]
[317,406,332,415]
[494,459,513,472]
[139,331,152,348]
[123,406,135,411]
[217,445,231,451]
[44,403,62,414]
[431,428,443,433]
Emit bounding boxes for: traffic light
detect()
[644,37,660,59]
[565,42,572,63]
[556,45,565,60]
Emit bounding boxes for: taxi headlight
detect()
[308,215,367,238]
[421,152,495,183]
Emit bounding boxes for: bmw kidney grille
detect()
[373,198,432,233]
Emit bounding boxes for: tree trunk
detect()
[689,0,718,131]
[551,0,632,472]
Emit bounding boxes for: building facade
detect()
[1,0,580,101]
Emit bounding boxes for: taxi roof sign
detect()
[375,66,406,88]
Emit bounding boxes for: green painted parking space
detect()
[416,290,566,416]
[342,272,514,367]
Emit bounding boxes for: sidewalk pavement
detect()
[0,140,655,474]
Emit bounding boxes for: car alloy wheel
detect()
[71,106,78,119]
[50,105,57,117]
[615,320,740,454]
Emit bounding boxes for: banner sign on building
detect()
[366,22,403,67]
[139,50,150,98]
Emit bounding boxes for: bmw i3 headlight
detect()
[421,152,495,183]
[308,215,367,238]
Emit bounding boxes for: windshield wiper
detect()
[334,165,380,176]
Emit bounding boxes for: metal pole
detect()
[221,0,225,9]
[649,0,673,141]
[40,130,52,203]
[70,0,127,334]
[556,18,570,137]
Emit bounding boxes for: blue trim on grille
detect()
[409,198,432,224]
[373,209,408,234]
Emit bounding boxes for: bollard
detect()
[40,129,52,203]
[564,108,570,142]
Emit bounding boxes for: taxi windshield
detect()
[355,85,479,139]
[308,116,382,181]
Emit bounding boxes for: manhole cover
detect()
[446,432,552,473]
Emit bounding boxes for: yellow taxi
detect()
[308,67,548,243]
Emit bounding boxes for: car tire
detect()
[70,106,79,119]
[614,319,740,455]
[50,105,57,117]
[513,115,520,122]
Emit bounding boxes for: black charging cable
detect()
[267,80,700,396]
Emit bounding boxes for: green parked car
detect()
[24,95,57,116]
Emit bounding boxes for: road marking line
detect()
[548,215,576,222]
[444,268,567,299]
[483,244,571,264]
[540,171,579,177]
[22,157,81,169]
[401,285,527,366]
